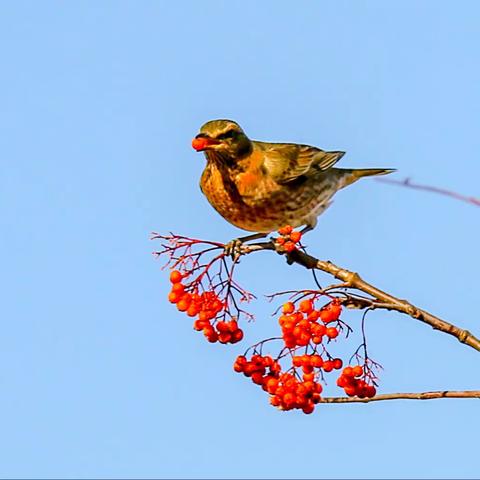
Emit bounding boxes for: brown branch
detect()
[320,390,480,403]
[241,243,480,352]
[377,177,480,207]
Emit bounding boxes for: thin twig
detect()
[377,177,480,207]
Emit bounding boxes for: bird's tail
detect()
[339,168,396,188]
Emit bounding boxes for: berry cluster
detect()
[279,298,342,348]
[336,365,377,398]
[234,354,322,414]
[168,269,244,344]
[275,225,302,253]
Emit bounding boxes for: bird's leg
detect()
[224,232,268,259]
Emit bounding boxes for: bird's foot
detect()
[224,238,244,260]
[223,233,268,260]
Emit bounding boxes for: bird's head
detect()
[192,119,253,160]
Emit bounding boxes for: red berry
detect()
[282,302,295,314]
[299,299,314,314]
[332,358,343,370]
[278,225,293,235]
[352,365,363,377]
[176,299,190,312]
[168,291,180,304]
[326,327,339,339]
[290,231,302,243]
[218,332,232,344]
[251,372,264,385]
[302,402,315,414]
[171,283,185,294]
[169,270,183,284]
[283,241,296,253]
[322,360,334,372]
[310,355,323,368]
[230,328,244,343]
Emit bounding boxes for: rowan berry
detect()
[332,358,343,370]
[290,231,302,243]
[352,365,363,377]
[278,225,293,235]
[299,299,314,313]
[326,327,339,339]
[169,270,183,284]
[282,302,295,314]
[168,291,181,304]
[322,360,334,372]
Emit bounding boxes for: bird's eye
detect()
[216,129,236,140]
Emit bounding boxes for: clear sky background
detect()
[1,1,479,479]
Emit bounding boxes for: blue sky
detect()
[1,1,479,478]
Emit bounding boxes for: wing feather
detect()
[258,142,345,184]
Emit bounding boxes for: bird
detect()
[192,119,395,235]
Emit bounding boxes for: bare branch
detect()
[377,177,480,207]
[241,242,480,353]
[320,390,480,403]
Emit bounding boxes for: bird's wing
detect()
[259,142,345,184]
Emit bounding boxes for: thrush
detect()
[192,119,395,234]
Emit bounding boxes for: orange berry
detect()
[302,402,315,414]
[299,299,314,314]
[302,365,314,374]
[303,373,315,382]
[206,333,218,343]
[233,361,244,373]
[168,291,180,304]
[336,375,347,387]
[283,241,296,253]
[265,377,279,393]
[227,320,238,332]
[352,365,363,377]
[176,299,190,312]
[171,283,185,294]
[187,304,200,317]
[290,231,302,243]
[251,372,264,385]
[270,395,281,407]
[218,332,232,344]
[282,302,295,314]
[312,323,326,336]
[343,366,354,377]
[322,360,334,372]
[231,329,244,343]
[292,356,303,367]
[365,385,377,398]
[216,321,229,333]
[344,386,357,397]
[275,236,286,245]
[332,358,343,370]
[169,270,183,284]
[311,354,324,368]
[278,225,293,235]
[307,310,320,321]
[326,327,339,339]
[311,393,321,404]
[193,320,210,331]
[297,333,310,346]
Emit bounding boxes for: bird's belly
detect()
[201,170,335,233]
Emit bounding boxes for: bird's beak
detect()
[191,134,220,152]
